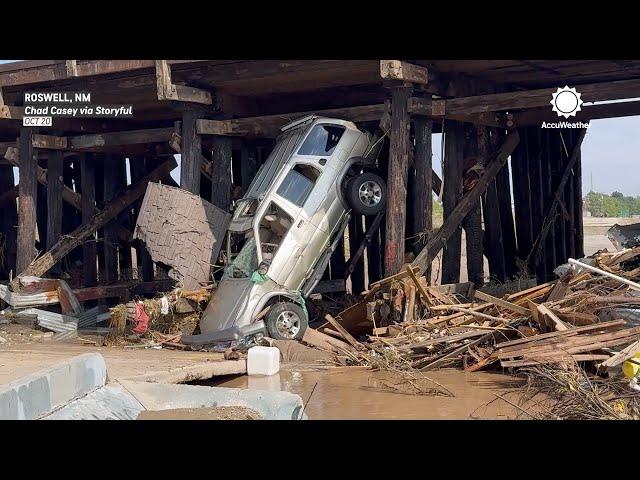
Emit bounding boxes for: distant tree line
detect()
[584,191,640,217]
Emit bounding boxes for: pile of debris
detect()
[298,247,640,417]
[0,273,213,346]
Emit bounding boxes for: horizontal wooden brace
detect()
[433,78,640,116]
[197,104,388,137]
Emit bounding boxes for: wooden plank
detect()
[325,314,362,350]
[301,327,355,354]
[602,339,640,368]
[495,319,626,349]
[16,129,37,273]
[11,158,177,285]
[57,279,83,314]
[380,60,429,85]
[384,85,412,275]
[474,290,529,315]
[537,304,568,331]
[413,132,520,273]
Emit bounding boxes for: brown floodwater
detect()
[211,365,532,420]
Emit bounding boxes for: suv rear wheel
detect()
[265,302,308,340]
[346,172,387,216]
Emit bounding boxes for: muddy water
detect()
[212,365,529,420]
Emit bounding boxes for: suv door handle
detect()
[297,220,305,228]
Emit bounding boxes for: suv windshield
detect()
[225,237,258,278]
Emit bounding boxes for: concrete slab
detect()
[0,342,226,385]
[0,353,106,420]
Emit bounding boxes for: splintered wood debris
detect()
[295,247,640,413]
[134,183,231,290]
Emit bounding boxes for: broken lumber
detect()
[474,290,530,315]
[10,158,177,288]
[325,314,363,350]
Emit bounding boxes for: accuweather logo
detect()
[542,85,590,129]
[550,86,583,118]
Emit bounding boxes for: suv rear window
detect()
[298,124,345,156]
[276,164,320,207]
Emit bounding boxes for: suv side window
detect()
[297,124,345,156]
[276,164,321,207]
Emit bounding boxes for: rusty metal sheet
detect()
[134,183,230,289]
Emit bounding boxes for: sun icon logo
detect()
[550,86,583,118]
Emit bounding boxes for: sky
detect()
[2,60,638,196]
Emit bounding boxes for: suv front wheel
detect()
[346,172,387,216]
[265,302,308,340]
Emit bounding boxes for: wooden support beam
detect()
[211,136,232,211]
[5,147,132,243]
[102,154,119,283]
[46,150,63,251]
[492,128,518,278]
[433,78,640,116]
[129,156,154,282]
[529,128,587,266]
[155,60,212,105]
[115,155,132,278]
[180,110,202,195]
[411,115,433,262]
[11,158,177,286]
[478,126,506,282]
[16,129,37,273]
[80,154,97,287]
[412,132,520,273]
[196,104,387,138]
[380,60,429,86]
[169,131,213,181]
[462,125,485,287]
[0,164,17,277]
[441,121,465,284]
[384,86,412,276]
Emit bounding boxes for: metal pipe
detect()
[568,258,640,292]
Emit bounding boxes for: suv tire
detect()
[265,302,308,340]
[346,172,387,216]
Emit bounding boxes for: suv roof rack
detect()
[281,114,317,132]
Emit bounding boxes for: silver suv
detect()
[185,115,386,344]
